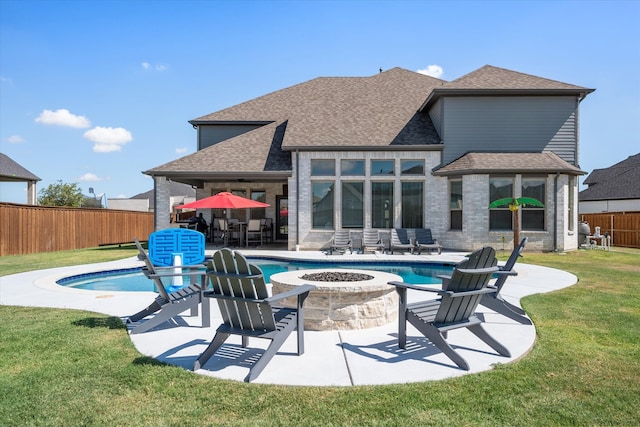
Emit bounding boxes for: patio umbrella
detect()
[177,192,269,210]
[177,192,269,246]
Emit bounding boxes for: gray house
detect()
[145,65,594,252]
[579,153,640,214]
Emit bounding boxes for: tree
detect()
[38,180,85,207]
[488,197,544,247]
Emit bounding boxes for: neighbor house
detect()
[144,65,594,252]
[108,181,196,215]
[579,153,640,214]
[0,153,41,205]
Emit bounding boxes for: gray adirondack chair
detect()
[480,237,531,324]
[329,229,353,254]
[127,237,209,334]
[390,228,415,254]
[388,247,510,370]
[361,229,386,253]
[193,249,315,382]
[413,228,443,255]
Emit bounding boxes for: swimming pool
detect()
[57,258,454,292]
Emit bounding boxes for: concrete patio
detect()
[0,249,577,386]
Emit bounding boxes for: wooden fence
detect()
[0,202,154,256]
[579,212,640,249]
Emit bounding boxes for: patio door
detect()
[276,196,288,240]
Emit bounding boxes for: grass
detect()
[1,246,639,426]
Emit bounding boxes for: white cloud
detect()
[76,173,106,182]
[83,126,133,152]
[417,65,444,79]
[1,76,13,84]
[141,62,168,71]
[35,109,91,128]
[176,147,188,154]
[7,135,25,144]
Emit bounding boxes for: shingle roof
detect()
[579,153,640,201]
[433,152,585,176]
[191,67,444,149]
[148,65,593,179]
[0,153,41,182]
[420,65,595,110]
[146,121,291,176]
[447,65,592,91]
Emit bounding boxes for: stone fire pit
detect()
[270,268,401,331]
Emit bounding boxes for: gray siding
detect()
[428,98,443,138]
[198,124,263,150]
[441,96,579,165]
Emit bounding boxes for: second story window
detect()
[400,160,424,175]
[311,159,335,176]
[341,160,365,176]
[371,160,394,175]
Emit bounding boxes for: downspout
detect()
[296,149,300,248]
[553,172,559,252]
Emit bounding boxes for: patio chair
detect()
[127,237,210,334]
[329,229,353,254]
[193,249,315,382]
[217,218,238,246]
[480,237,531,324]
[245,219,263,246]
[390,228,415,254]
[388,247,510,370]
[414,228,442,255]
[361,229,386,253]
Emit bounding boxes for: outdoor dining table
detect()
[228,221,246,247]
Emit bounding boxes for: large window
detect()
[250,190,266,219]
[401,160,424,175]
[341,160,365,176]
[522,178,545,230]
[401,182,423,228]
[311,159,335,176]
[449,179,462,230]
[371,160,394,175]
[312,181,334,229]
[371,182,393,228]
[342,182,364,228]
[489,177,513,230]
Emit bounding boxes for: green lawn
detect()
[1,246,639,426]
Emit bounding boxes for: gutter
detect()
[295,150,300,249]
[553,172,559,252]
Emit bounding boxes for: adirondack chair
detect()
[390,228,415,254]
[127,236,209,334]
[193,249,315,382]
[329,229,353,254]
[388,247,510,370]
[361,229,386,253]
[480,237,531,324]
[413,228,443,255]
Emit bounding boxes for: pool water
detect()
[57,259,453,292]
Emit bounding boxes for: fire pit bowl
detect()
[270,268,401,331]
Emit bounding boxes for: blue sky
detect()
[1,0,638,204]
